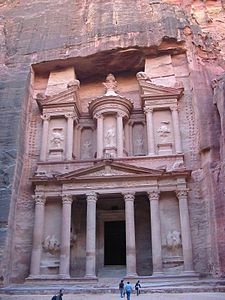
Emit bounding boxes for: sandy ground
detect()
[1,293,225,300]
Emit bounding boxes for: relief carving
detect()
[166,230,182,250]
[81,140,92,159]
[50,128,64,149]
[136,71,152,82]
[103,73,118,96]
[157,121,171,142]
[42,235,60,254]
[105,127,116,147]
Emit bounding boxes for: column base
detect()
[85,274,97,280]
[125,273,138,279]
[58,274,71,279]
[151,271,164,277]
[183,270,197,276]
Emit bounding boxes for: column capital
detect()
[117,112,126,118]
[94,112,103,119]
[176,189,189,199]
[41,113,51,121]
[65,112,76,119]
[147,190,160,201]
[170,105,178,112]
[62,194,73,204]
[86,192,98,202]
[32,194,46,205]
[123,192,135,201]
[144,107,153,114]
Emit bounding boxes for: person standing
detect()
[135,280,141,296]
[124,281,133,300]
[119,279,125,298]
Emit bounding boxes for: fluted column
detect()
[30,194,46,276]
[123,192,137,277]
[40,114,50,161]
[148,191,163,274]
[65,113,75,160]
[171,106,182,153]
[144,107,155,155]
[176,189,194,272]
[95,114,104,158]
[85,192,97,278]
[117,112,124,157]
[59,194,73,277]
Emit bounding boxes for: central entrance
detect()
[104,220,126,265]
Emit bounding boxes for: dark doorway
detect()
[104,221,126,265]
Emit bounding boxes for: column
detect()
[171,106,182,153]
[144,107,155,155]
[95,114,104,158]
[176,189,194,272]
[123,192,137,277]
[85,192,97,278]
[128,121,133,156]
[117,112,124,157]
[40,114,50,161]
[65,113,75,160]
[30,194,46,276]
[59,194,73,277]
[148,191,163,275]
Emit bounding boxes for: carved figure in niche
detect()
[105,127,115,147]
[70,233,77,247]
[50,128,64,149]
[103,73,118,95]
[166,230,181,250]
[157,121,171,142]
[42,235,60,254]
[136,71,152,82]
[135,137,144,155]
[82,140,92,159]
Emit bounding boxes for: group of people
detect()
[119,280,141,300]
[52,281,141,300]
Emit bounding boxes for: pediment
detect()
[137,78,183,100]
[57,160,164,181]
[36,84,80,111]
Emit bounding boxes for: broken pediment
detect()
[57,160,164,181]
[36,81,81,113]
[136,71,183,101]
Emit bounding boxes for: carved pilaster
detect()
[30,193,46,277]
[40,114,51,161]
[176,189,194,272]
[170,105,182,153]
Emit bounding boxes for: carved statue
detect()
[50,129,64,149]
[103,73,118,95]
[166,230,181,250]
[135,137,144,155]
[136,71,152,82]
[157,121,171,142]
[105,127,115,147]
[82,140,92,158]
[42,235,60,254]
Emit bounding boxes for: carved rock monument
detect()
[0,0,225,288]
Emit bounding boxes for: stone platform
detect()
[0,278,225,299]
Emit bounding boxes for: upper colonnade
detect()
[36,70,183,162]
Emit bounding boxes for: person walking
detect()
[135,280,141,296]
[119,279,125,298]
[124,281,133,300]
[51,289,64,300]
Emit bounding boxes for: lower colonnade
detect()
[29,187,194,280]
